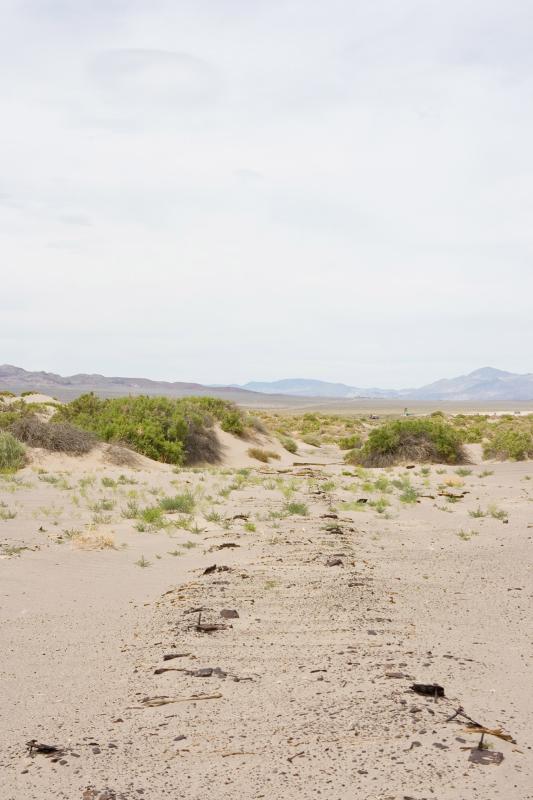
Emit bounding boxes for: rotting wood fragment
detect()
[154,667,187,675]
[133,693,223,708]
[26,740,62,757]
[411,683,444,698]
[163,653,191,661]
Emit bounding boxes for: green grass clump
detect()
[284,501,309,516]
[357,418,466,467]
[399,485,419,504]
[469,506,487,518]
[55,393,248,466]
[159,492,195,514]
[90,498,115,512]
[369,496,390,513]
[0,432,26,472]
[136,506,167,530]
[488,504,508,522]
[457,529,478,541]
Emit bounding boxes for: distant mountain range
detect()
[0,364,260,404]
[241,368,533,401]
[1,365,532,403]
[240,379,395,399]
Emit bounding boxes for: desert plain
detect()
[1,406,532,800]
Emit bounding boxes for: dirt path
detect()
[1,457,531,799]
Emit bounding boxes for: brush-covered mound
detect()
[54,393,248,466]
[354,418,467,467]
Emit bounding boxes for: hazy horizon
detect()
[2,361,531,393]
[2,1,532,386]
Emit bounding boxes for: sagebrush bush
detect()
[357,418,466,467]
[483,425,533,461]
[0,432,26,472]
[279,436,297,454]
[56,394,244,466]
[10,415,96,455]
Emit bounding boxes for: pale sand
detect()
[0,440,531,799]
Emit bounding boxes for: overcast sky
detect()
[1,1,532,388]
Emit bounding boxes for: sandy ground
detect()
[0,438,532,799]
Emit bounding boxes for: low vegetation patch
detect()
[159,492,195,514]
[247,447,281,463]
[284,501,309,516]
[56,394,248,466]
[482,423,533,461]
[279,436,298,454]
[355,419,466,467]
[339,434,362,450]
[10,415,96,455]
[0,432,27,472]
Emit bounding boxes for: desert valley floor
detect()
[1,435,532,799]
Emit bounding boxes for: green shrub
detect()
[0,399,48,430]
[0,432,26,472]
[357,418,466,467]
[55,394,244,466]
[483,425,533,461]
[339,434,362,450]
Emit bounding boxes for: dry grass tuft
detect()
[247,447,281,463]
[72,533,117,550]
